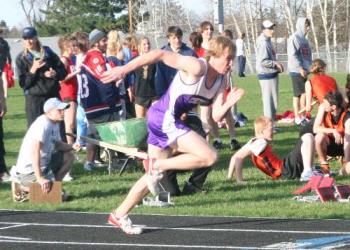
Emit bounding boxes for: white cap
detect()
[43,98,69,112]
[262,20,275,29]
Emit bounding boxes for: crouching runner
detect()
[101,36,244,234]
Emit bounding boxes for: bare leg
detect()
[300,133,315,172]
[153,131,217,171]
[135,103,147,118]
[299,93,306,116]
[315,133,329,163]
[293,96,300,119]
[225,111,236,139]
[64,101,77,145]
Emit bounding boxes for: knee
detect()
[315,133,328,146]
[65,151,75,165]
[302,133,314,144]
[204,149,218,167]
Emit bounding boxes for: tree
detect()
[36,0,129,36]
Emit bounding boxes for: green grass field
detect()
[1,73,349,219]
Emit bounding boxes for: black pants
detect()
[0,117,7,174]
[237,56,246,76]
[159,113,212,196]
[25,95,52,127]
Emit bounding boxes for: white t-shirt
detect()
[236,38,245,57]
[241,138,267,156]
[14,115,61,174]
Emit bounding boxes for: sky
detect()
[0,0,210,29]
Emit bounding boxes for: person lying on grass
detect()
[101,36,244,235]
[313,90,350,176]
[227,116,321,183]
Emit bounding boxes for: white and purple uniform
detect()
[147,59,224,148]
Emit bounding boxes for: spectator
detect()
[313,91,350,175]
[58,34,79,146]
[16,27,67,127]
[79,29,122,171]
[155,26,211,196]
[155,26,196,97]
[133,36,157,118]
[199,21,224,150]
[256,20,284,127]
[287,17,312,125]
[228,116,319,183]
[236,32,246,77]
[9,98,74,200]
[189,31,205,58]
[0,27,10,182]
[121,35,137,119]
[71,32,89,151]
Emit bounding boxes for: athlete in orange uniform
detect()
[313,91,350,175]
[228,116,319,183]
[305,59,338,112]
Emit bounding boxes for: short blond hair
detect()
[206,36,236,59]
[254,116,272,135]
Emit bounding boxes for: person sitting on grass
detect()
[227,116,320,183]
[101,36,244,235]
[305,59,338,113]
[9,98,75,201]
[313,91,350,175]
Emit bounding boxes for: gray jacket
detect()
[255,33,279,79]
[287,17,312,74]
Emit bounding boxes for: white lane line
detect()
[0,221,349,235]
[0,224,27,230]
[0,235,30,240]
[0,239,274,249]
[1,208,350,222]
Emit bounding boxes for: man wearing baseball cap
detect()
[79,29,122,171]
[256,20,284,131]
[10,98,74,200]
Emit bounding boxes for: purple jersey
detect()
[147,59,224,148]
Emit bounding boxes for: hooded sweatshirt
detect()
[255,33,279,80]
[287,17,312,75]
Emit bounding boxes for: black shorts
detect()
[291,75,306,97]
[282,138,304,179]
[135,96,157,108]
[327,137,344,157]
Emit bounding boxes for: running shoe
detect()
[84,161,94,171]
[230,138,241,151]
[212,140,225,150]
[108,213,143,235]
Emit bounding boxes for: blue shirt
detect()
[155,43,196,97]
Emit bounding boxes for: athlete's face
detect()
[262,122,273,141]
[97,37,108,53]
[209,47,234,75]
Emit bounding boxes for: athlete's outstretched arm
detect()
[101,49,205,84]
[228,146,251,183]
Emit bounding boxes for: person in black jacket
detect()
[16,27,67,127]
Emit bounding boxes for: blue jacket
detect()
[155,43,196,97]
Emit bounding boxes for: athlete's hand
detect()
[275,62,284,73]
[333,130,343,144]
[30,59,46,74]
[299,68,308,78]
[101,67,126,84]
[226,87,245,107]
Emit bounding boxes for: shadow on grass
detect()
[4,131,25,140]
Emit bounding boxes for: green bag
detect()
[95,118,148,147]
